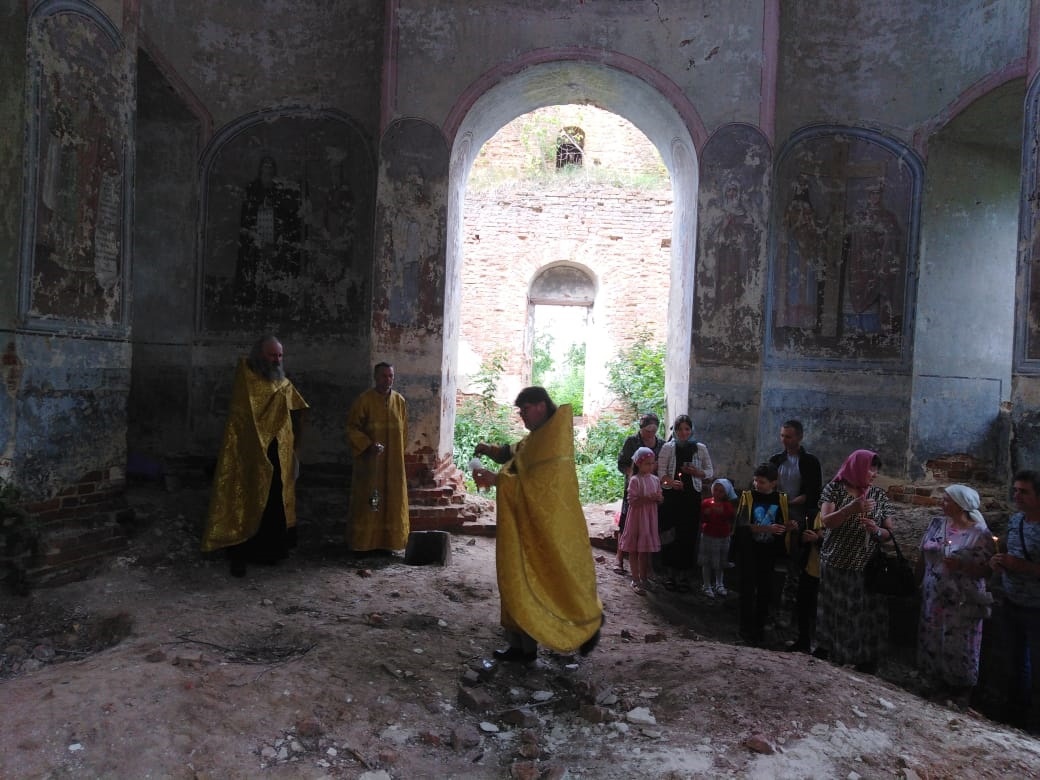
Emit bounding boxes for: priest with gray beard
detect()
[201,335,309,577]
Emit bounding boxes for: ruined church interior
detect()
[2,0,1040,773]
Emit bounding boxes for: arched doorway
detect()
[441,56,703,453]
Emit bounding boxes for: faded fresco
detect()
[693,124,770,364]
[26,10,128,326]
[375,119,448,332]
[771,130,918,361]
[1023,76,1040,364]
[201,114,373,335]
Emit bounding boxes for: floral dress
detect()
[917,517,995,687]
[816,481,892,666]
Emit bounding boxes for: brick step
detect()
[409,503,482,532]
[37,525,129,568]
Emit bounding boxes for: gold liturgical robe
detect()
[495,405,603,653]
[201,359,308,552]
[346,388,409,551]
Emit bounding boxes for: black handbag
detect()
[863,531,916,597]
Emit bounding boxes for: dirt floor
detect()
[2,482,1040,779]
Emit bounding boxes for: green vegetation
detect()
[605,327,666,424]
[544,342,585,416]
[455,332,665,504]
[453,352,522,495]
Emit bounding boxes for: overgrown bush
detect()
[605,326,666,423]
[574,416,628,503]
[545,343,585,416]
[454,352,522,492]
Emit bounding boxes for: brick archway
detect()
[442,56,702,450]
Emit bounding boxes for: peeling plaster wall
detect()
[0,0,26,328]
[394,0,765,130]
[910,132,1019,475]
[139,1,383,138]
[5,1,136,509]
[776,0,1028,145]
[129,1,385,472]
[15,336,130,499]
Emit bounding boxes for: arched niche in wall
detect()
[19,0,132,334]
[526,262,597,409]
[528,262,597,306]
[766,126,923,367]
[197,110,375,338]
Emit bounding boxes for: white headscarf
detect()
[944,484,986,529]
[632,447,656,466]
[713,478,738,501]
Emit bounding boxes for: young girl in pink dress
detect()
[618,447,663,594]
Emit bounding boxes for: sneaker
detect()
[702,585,716,598]
[714,584,728,597]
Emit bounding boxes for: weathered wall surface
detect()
[393,0,765,132]
[139,1,383,138]
[128,1,385,472]
[775,0,1028,146]
[0,0,26,330]
[460,105,671,415]
[911,126,1019,476]
[461,186,672,412]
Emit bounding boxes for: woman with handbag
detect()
[917,484,995,705]
[814,449,896,674]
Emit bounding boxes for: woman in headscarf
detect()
[657,414,713,592]
[917,484,995,704]
[814,449,896,673]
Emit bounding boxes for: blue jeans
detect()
[1004,600,1040,731]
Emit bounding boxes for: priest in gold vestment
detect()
[346,362,410,552]
[473,387,603,664]
[202,336,308,577]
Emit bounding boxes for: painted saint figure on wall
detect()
[236,155,303,308]
[708,177,762,313]
[840,182,904,335]
[770,129,918,361]
[777,174,828,331]
[27,11,128,326]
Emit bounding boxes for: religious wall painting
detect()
[24,8,130,328]
[201,113,373,335]
[693,124,770,364]
[376,119,449,332]
[770,129,920,362]
[1021,74,1040,365]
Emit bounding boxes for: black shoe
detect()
[854,661,877,675]
[785,640,810,653]
[230,559,247,578]
[579,615,605,656]
[493,647,537,664]
[810,647,829,661]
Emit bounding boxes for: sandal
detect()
[663,579,678,591]
[612,566,627,575]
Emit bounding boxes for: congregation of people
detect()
[614,414,1040,733]
[198,336,1040,734]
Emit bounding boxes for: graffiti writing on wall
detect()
[693,124,770,365]
[770,128,921,363]
[200,113,373,335]
[25,7,129,327]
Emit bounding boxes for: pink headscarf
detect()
[834,449,878,490]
